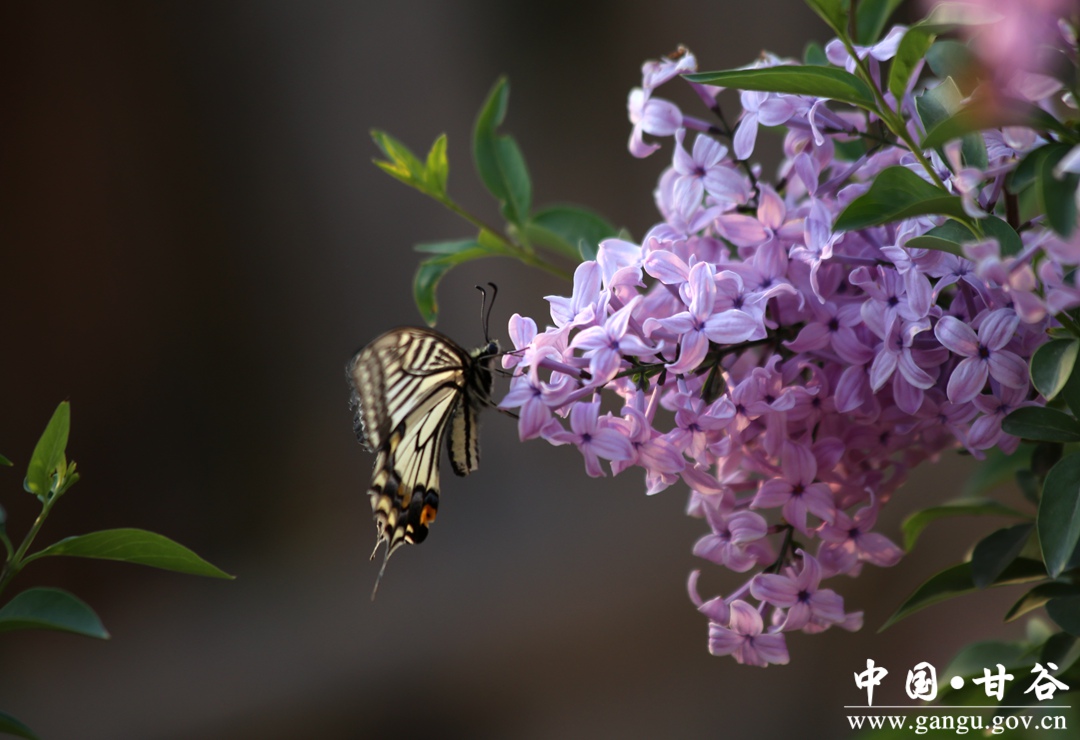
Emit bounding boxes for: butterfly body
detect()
[347,326,498,593]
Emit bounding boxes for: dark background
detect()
[0,2,1034,738]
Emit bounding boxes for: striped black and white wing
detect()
[347,327,492,595]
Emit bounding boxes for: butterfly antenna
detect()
[475,282,498,343]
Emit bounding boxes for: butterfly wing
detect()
[347,328,476,590]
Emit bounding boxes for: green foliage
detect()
[474,78,532,226]
[971,524,1035,588]
[896,327,1080,659]
[1008,144,1080,239]
[915,77,987,169]
[1003,407,1080,443]
[0,711,40,740]
[924,40,974,83]
[1031,339,1080,401]
[888,27,933,100]
[921,98,1072,152]
[1005,583,1080,622]
[855,0,905,45]
[1038,453,1080,577]
[24,402,70,500]
[31,529,234,579]
[803,41,828,67]
[685,66,876,111]
[904,215,1021,256]
[371,130,449,200]
[901,498,1025,552]
[0,403,232,737]
[372,78,618,324]
[1036,146,1079,239]
[881,559,1046,631]
[835,166,967,231]
[0,587,108,639]
[803,0,847,40]
[523,205,619,262]
[1047,596,1080,636]
[413,243,488,327]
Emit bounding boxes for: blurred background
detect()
[0,1,1040,738]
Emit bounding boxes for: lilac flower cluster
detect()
[500,27,1080,665]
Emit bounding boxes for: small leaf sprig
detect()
[0,402,232,739]
[371,78,620,325]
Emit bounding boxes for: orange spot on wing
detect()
[420,504,437,525]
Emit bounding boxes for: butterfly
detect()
[346,286,502,598]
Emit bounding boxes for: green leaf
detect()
[918,2,1007,33]
[905,219,972,255]
[423,134,449,196]
[1039,453,1080,577]
[833,138,867,162]
[916,77,987,170]
[962,444,1034,497]
[1010,144,1080,238]
[902,498,1025,551]
[1047,595,1080,636]
[414,238,482,255]
[944,640,1031,681]
[888,27,934,100]
[1002,407,1080,443]
[916,77,959,133]
[25,402,70,498]
[1016,468,1040,504]
[1008,145,1046,194]
[371,130,428,191]
[0,453,12,467]
[856,0,905,45]
[881,558,1046,631]
[972,523,1035,588]
[835,166,966,231]
[0,587,108,639]
[925,40,975,81]
[1032,442,1065,480]
[803,0,848,39]
[413,247,489,326]
[922,97,1073,151]
[33,528,234,579]
[473,77,532,225]
[522,205,619,262]
[1064,360,1080,418]
[1032,339,1080,401]
[903,215,1020,256]
[1040,630,1079,669]
[1036,144,1079,239]
[684,66,877,111]
[1006,583,1080,622]
[980,215,1023,256]
[0,710,41,740]
[803,41,828,67]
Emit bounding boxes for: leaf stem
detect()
[1055,311,1080,338]
[435,195,573,281]
[0,495,57,598]
[839,34,948,192]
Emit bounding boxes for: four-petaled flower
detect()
[708,600,790,667]
[935,309,1028,404]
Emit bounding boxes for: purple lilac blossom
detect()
[500,24,1080,665]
